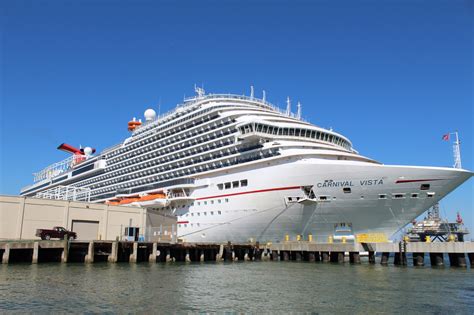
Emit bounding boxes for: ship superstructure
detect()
[21,87,472,243]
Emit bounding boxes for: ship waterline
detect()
[20,89,472,242]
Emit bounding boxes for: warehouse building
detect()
[0,195,176,241]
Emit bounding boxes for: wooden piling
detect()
[468,253,474,267]
[2,244,10,264]
[368,251,375,264]
[61,240,68,263]
[32,242,39,264]
[108,241,118,263]
[380,252,389,265]
[413,253,424,267]
[129,242,138,263]
[295,252,302,261]
[429,253,444,267]
[85,242,94,264]
[148,243,157,263]
[349,252,361,264]
[321,251,330,263]
[448,253,458,267]
[457,253,467,267]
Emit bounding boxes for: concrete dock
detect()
[1,239,473,267]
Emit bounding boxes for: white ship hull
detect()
[175,159,472,243]
[21,91,472,243]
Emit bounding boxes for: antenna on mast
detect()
[453,131,462,169]
[443,131,462,169]
[286,97,291,116]
[250,85,254,99]
[296,101,302,120]
[194,84,205,98]
[262,90,266,102]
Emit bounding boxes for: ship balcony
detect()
[33,155,88,183]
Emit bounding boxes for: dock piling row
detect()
[1,240,473,267]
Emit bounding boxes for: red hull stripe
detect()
[395,179,444,184]
[196,186,301,201]
[177,221,189,224]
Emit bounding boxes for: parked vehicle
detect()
[35,226,77,240]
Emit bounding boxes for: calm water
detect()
[1,261,473,313]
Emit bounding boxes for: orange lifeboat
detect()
[138,193,166,201]
[128,118,142,131]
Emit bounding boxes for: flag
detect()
[442,133,450,141]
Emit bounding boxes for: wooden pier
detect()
[1,240,473,267]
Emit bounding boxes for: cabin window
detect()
[392,193,405,199]
[343,187,351,194]
[232,181,239,188]
[411,193,419,198]
[426,192,435,198]
[224,182,231,189]
[241,179,248,187]
[218,211,222,215]
[420,184,430,191]
[217,184,223,190]
[319,196,328,201]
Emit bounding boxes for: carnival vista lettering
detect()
[316,179,384,188]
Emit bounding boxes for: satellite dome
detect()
[144,109,157,121]
[84,147,93,156]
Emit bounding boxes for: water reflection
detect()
[0,262,473,313]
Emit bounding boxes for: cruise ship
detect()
[20,87,472,243]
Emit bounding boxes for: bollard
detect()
[430,253,444,267]
[296,235,301,242]
[284,234,290,242]
[322,252,330,263]
[448,234,456,242]
[308,234,313,242]
[413,253,424,267]
[368,251,375,264]
[32,242,39,264]
[425,236,431,243]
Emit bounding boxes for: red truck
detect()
[36,226,77,240]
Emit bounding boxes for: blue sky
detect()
[1,1,472,234]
